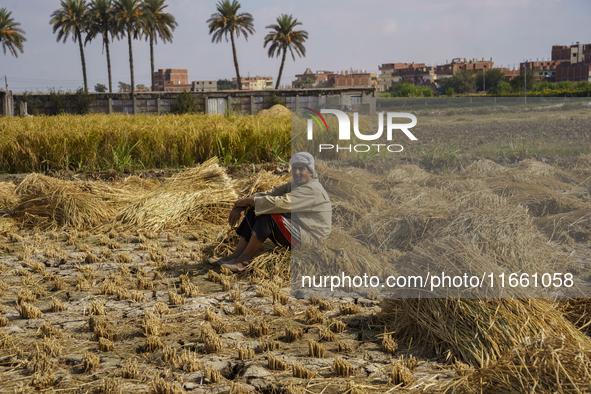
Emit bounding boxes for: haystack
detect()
[536,208,591,243]
[316,163,386,227]
[464,159,507,176]
[14,174,114,230]
[377,164,433,188]
[256,104,291,118]
[110,158,237,231]
[378,298,591,366]
[432,194,569,273]
[237,170,290,198]
[0,182,17,211]
[559,298,591,333]
[451,336,591,393]
[292,226,390,281]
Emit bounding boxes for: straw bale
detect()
[316,163,386,227]
[558,298,591,333]
[384,183,447,206]
[535,208,591,243]
[0,182,17,211]
[378,298,591,366]
[355,205,449,252]
[14,174,114,230]
[452,336,591,393]
[378,164,433,187]
[110,158,238,231]
[485,178,587,217]
[292,227,389,281]
[516,158,578,184]
[237,170,290,198]
[433,194,569,273]
[464,159,507,176]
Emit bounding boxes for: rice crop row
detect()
[0,113,291,173]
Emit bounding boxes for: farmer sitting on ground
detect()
[209,152,332,273]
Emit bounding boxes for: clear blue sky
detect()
[2,0,590,92]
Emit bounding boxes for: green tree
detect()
[264,14,308,90]
[114,0,145,103]
[118,81,131,91]
[0,8,26,57]
[441,70,476,94]
[475,68,505,94]
[95,82,107,92]
[136,83,147,90]
[86,0,119,93]
[50,0,90,91]
[217,78,233,90]
[510,72,534,93]
[294,78,314,89]
[141,0,177,92]
[207,0,255,90]
[172,91,201,114]
[496,81,511,94]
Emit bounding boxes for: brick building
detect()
[329,71,374,88]
[436,58,494,79]
[232,76,274,90]
[377,63,426,91]
[553,42,591,83]
[519,60,569,81]
[153,69,192,92]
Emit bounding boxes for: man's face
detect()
[292,163,312,186]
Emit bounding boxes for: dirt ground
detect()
[0,104,590,393]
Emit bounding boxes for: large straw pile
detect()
[379,298,591,366]
[13,174,114,230]
[110,158,237,231]
[451,336,591,394]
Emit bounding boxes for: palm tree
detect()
[50,0,90,91]
[0,8,26,58]
[141,0,177,91]
[264,14,308,90]
[114,0,145,102]
[86,0,119,93]
[207,0,254,90]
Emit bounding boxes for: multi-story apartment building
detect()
[232,76,274,90]
[292,68,333,88]
[192,81,217,92]
[554,42,591,83]
[153,69,192,92]
[377,63,427,91]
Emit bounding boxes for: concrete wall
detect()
[8,88,375,116]
[0,90,13,117]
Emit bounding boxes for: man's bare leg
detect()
[226,237,248,260]
[235,234,263,269]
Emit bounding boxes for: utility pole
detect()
[4,76,7,91]
[524,61,527,104]
[483,66,486,94]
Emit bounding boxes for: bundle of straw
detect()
[110,158,237,231]
[535,208,591,244]
[451,336,591,393]
[378,298,591,366]
[14,174,113,230]
[237,170,290,198]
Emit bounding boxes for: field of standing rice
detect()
[0,104,590,393]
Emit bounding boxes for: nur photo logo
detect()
[302,107,418,153]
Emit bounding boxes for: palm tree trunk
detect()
[105,36,113,93]
[275,49,287,90]
[150,33,155,91]
[77,28,88,91]
[127,27,136,114]
[230,31,241,90]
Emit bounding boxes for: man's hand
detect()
[233,197,255,209]
[229,207,245,227]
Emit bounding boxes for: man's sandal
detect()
[221,262,247,273]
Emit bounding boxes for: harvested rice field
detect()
[0,103,591,393]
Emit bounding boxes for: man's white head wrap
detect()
[290,152,317,178]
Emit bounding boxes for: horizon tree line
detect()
[2,0,309,94]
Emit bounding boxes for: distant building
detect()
[498,67,520,81]
[232,76,274,90]
[192,80,217,92]
[554,42,591,83]
[377,63,426,91]
[519,60,568,81]
[153,69,192,92]
[329,70,374,88]
[436,58,494,79]
[292,68,333,88]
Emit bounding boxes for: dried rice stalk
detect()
[109,158,238,231]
